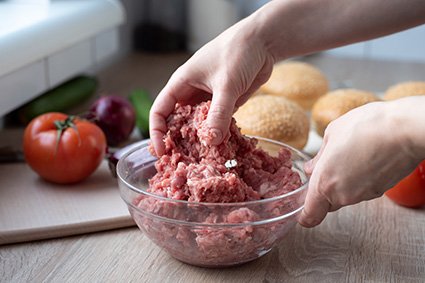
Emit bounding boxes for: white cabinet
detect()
[47,40,94,87]
[94,29,120,65]
[0,61,47,114]
[0,0,125,117]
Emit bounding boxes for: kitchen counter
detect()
[2,52,425,282]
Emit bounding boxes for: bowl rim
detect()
[116,136,310,207]
[124,198,305,227]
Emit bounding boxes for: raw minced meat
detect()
[133,101,303,266]
[147,101,301,201]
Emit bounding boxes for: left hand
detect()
[298,99,424,227]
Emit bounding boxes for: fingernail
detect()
[299,217,318,228]
[298,211,319,228]
[208,128,223,145]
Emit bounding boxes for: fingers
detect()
[206,90,238,145]
[304,135,328,174]
[149,85,178,156]
[149,112,168,156]
[298,181,332,228]
[235,93,251,108]
[299,137,334,228]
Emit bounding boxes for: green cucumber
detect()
[18,75,98,124]
[128,89,153,138]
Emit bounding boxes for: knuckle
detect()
[338,195,356,207]
[209,105,230,121]
[315,175,344,207]
[316,176,335,198]
[367,188,384,200]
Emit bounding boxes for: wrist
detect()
[250,0,327,61]
[387,97,425,162]
[251,0,296,61]
[229,7,279,65]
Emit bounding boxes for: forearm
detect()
[248,0,425,60]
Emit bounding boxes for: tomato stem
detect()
[54,116,81,154]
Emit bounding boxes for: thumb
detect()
[298,186,331,228]
[206,91,238,145]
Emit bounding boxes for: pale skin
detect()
[149,0,425,227]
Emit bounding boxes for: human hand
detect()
[149,19,275,156]
[299,98,425,227]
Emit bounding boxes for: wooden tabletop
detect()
[2,52,425,282]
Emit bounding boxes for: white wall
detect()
[324,24,425,62]
[116,0,146,54]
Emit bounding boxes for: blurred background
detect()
[124,0,425,60]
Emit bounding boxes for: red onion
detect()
[88,95,136,146]
[107,139,150,177]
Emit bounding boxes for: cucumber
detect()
[18,75,98,124]
[128,89,153,138]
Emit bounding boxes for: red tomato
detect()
[385,160,425,208]
[23,112,107,184]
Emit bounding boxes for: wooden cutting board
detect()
[0,160,134,245]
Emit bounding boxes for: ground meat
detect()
[147,101,300,201]
[134,101,303,266]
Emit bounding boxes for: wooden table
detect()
[2,52,425,282]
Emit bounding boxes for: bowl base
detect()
[170,247,273,268]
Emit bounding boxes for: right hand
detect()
[149,19,276,156]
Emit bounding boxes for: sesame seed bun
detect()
[234,95,310,150]
[383,81,425,101]
[252,88,265,97]
[260,61,329,111]
[312,89,379,137]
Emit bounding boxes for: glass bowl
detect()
[117,137,310,268]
